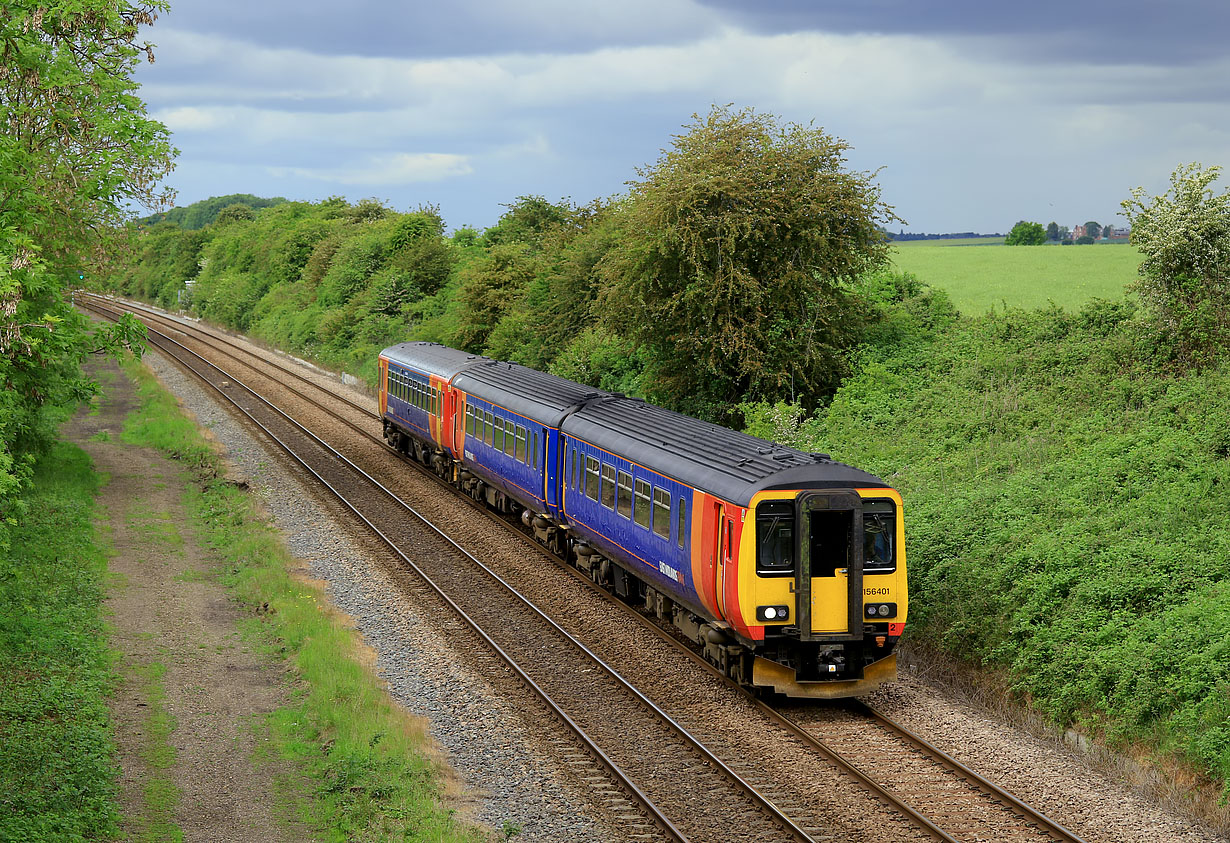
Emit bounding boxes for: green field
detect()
[891,241,1142,313]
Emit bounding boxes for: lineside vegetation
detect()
[107,122,1230,807]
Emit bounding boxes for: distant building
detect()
[1071,223,1130,241]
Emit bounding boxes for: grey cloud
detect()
[696,0,1230,65]
[153,0,715,59]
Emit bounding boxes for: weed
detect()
[0,443,121,841]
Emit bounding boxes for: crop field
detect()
[890,241,1143,314]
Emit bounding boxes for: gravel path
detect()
[134,313,1228,843]
[141,348,619,842]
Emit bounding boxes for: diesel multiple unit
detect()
[379,341,907,698]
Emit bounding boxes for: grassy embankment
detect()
[892,239,1141,314]
[0,359,484,841]
[117,358,484,841]
[779,276,1230,814]
[0,442,120,841]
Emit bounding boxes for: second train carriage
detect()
[378,341,907,698]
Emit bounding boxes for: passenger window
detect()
[652,487,670,538]
[634,479,651,529]
[617,471,632,519]
[532,431,538,468]
[601,464,615,509]
[515,426,526,462]
[677,498,687,548]
[465,405,474,436]
[484,411,494,446]
[570,447,577,488]
[756,501,794,577]
[493,417,504,452]
[585,456,600,501]
[503,420,515,456]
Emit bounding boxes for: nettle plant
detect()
[1122,163,1230,365]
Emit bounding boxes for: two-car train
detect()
[378,341,907,698]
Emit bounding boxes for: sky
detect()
[134,0,1230,234]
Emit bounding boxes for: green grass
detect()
[891,241,1142,314]
[132,660,183,843]
[119,359,483,842]
[0,442,121,842]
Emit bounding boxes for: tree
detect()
[597,105,898,422]
[481,196,578,249]
[1,1,174,543]
[1084,220,1102,240]
[1006,220,1047,245]
[453,243,537,353]
[1121,162,1230,363]
[214,203,255,225]
[1046,221,1060,241]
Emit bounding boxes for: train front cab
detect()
[746,488,907,699]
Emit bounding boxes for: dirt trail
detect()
[65,360,307,843]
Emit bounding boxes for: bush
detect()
[1122,162,1230,365]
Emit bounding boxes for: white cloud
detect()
[139,16,1230,231]
[270,152,473,185]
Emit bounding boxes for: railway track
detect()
[79,293,1090,843]
[78,296,821,842]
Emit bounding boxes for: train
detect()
[378,341,907,698]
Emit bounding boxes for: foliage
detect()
[0,0,172,551]
[1122,162,1230,365]
[214,202,255,225]
[1084,220,1102,240]
[1005,220,1047,246]
[481,195,578,249]
[598,105,898,422]
[453,242,537,353]
[791,290,1229,793]
[138,193,286,229]
[0,443,120,841]
[483,200,619,371]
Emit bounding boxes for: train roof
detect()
[381,342,490,380]
[454,361,610,428]
[562,398,889,507]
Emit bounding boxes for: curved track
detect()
[80,294,1089,843]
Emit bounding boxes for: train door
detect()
[709,501,723,617]
[378,359,388,415]
[797,492,863,640]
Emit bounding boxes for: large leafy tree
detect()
[598,105,899,422]
[1,1,174,541]
[1122,162,1230,364]
[1006,220,1047,245]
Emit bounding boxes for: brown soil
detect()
[65,360,310,843]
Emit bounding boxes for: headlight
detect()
[865,602,897,619]
[756,605,790,622]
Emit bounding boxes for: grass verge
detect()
[119,358,482,841]
[0,442,120,842]
[132,660,182,843]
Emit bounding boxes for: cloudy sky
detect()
[135,0,1230,234]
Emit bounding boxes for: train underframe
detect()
[383,420,897,698]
